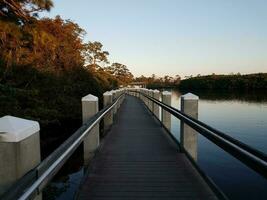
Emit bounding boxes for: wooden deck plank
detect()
[77,95,218,200]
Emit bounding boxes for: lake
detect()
[170,89,267,200]
[44,89,267,200]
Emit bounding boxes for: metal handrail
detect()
[135,90,267,180]
[1,93,124,200]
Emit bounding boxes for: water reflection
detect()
[180,89,267,103]
[43,90,267,200]
[170,89,267,200]
[43,146,84,200]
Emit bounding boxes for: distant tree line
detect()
[183,89,267,103]
[134,74,181,89]
[179,73,267,90]
[134,73,267,91]
[0,0,133,157]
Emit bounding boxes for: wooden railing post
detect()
[103,91,113,132]
[153,90,160,119]
[180,93,198,161]
[162,91,172,130]
[81,94,99,164]
[0,116,41,196]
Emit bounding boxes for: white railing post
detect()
[0,116,41,196]
[180,93,199,161]
[153,90,160,119]
[162,91,172,130]
[145,89,149,107]
[119,89,123,107]
[137,88,140,98]
[103,91,113,132]
[143,89,146,106]
[142,89,145,102]
[81,94,99,163]
[112,90,117,116]
[117,89,121,108]
[140,88,144,102]
[122,88,125,102]
[148,90,153,111]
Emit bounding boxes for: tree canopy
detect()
[0,0,53,23]
[0,15,86,80]
[83,41,109,70]
[105,62,133,85]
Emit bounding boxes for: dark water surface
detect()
[170,89,267,200]
[43,89,267,200]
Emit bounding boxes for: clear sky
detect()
[41,0,267,78]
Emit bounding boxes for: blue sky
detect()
[41,0,267,77]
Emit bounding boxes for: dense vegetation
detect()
[0,0,133,157]
[179,73,267,90]
[134,74,181,89]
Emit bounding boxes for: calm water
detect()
[170,89,267,200]
[44,89,267,200]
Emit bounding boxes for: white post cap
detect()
[82,94,98,102]
[153,89,160,93]
[181,93,199,100]
[0,116,40,142]
[162,91,171,95]
[103,91,112,96]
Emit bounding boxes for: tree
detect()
[174,75,181,84]
[83,41,109,70]
[164,75,170,84]
[105,62,133,85]
[0,0,53,24]
[0,0,55,80]
[0,15,86,77]
[151,74,156,81]
[30,16,85,71]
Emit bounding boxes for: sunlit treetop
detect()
[0,0,53,24]
[83,41,110,67]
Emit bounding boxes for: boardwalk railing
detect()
[0,92,125,200]
[2,88,267,199]
[129,89,267,180]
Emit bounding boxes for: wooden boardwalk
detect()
[77,95,218,200]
